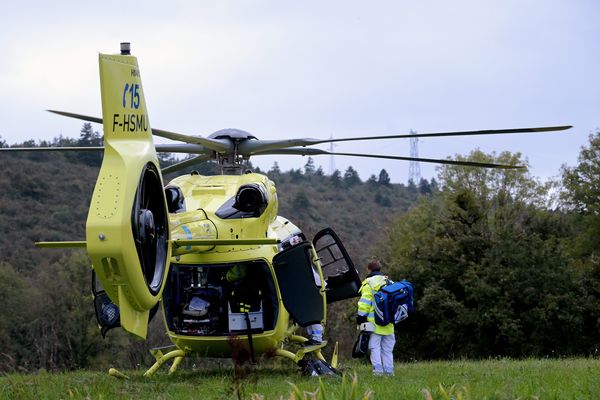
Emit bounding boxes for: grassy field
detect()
[1,358,598,399]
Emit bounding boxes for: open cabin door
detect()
[272,242,325,327]
[313,228,361,303]
[86,51,170,340]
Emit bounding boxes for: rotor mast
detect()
[209,128,257,174]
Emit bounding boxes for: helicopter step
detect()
[274,336,340,376]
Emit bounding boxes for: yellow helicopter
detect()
[1,43,571,377]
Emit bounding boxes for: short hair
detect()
[367,260,381,272]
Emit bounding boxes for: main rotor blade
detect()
[238,125,571,154]
[326,125,572,142]
[47,110,233,153]
[47,110,103,124]
[0,146,104,152]
[254,147,525,169]
[151,128,232,153]
[161,155,214,175]
[154,143,214,155]
[0,144,212,154]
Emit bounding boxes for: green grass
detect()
[1,358,598,399]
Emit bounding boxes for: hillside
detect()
[0,151,96,270]
[0,147,425,371]
[0,151,421,273]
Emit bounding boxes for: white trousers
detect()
[368,333,395,375]
[306,324,323,342]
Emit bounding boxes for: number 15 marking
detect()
[122,83,140,109]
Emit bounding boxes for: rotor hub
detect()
[209,128,257,141]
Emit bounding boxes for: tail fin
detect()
[99,49,152,142]
[87,45,170,339]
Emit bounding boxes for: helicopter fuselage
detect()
[159,172,308,357]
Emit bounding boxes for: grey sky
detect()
[1,1,598,183]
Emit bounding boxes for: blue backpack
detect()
[373,279,414,326]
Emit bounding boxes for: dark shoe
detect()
[298,359,338,376]
[304,339,323,346]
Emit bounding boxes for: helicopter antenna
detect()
[408,129,421,184]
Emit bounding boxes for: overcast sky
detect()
[1,1,598,183]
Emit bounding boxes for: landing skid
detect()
[108,335,340,378]
[145,346,186,377]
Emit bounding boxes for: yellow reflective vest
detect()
[357,274,394,335]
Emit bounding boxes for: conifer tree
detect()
[378,169,391,185]
[331,169,342,187]
[304,157,316,175]
[269,161,281,179]
[343,166,361,186]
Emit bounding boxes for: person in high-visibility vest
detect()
[357,260,395,376]
[227,264,261,313]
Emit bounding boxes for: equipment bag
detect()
[373,279,414,326]
[352,331,371,358]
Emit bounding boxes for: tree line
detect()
[0,127,598,372]
[379,137,600,359]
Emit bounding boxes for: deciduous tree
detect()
[382,151,584,359]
